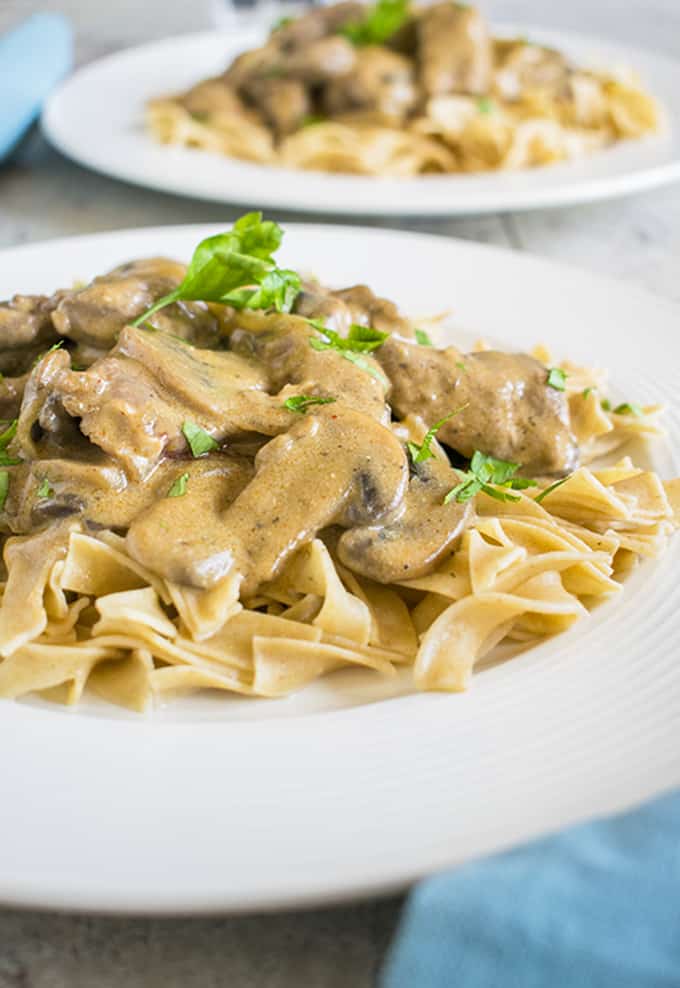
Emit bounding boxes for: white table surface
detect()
[1,0,679,985]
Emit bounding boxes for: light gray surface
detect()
[1,0,679,985]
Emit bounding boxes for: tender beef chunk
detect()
[180,77,250,117]
[494,41,570,101]
[0,294,60,375]
[273,2,364,52]
[277,36,357,84]
[0,373,29,421]
[338,454,472,582]
[323,47,417,120]
[13,347,83,461]
[331,284,413,337]
[51,327,284,480]
[241,78,310,136]
[52,258,222,349]
[225,310,388,423]
[417,2,493,97]
[377,337,579,475]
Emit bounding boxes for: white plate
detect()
[1,224,679,914]
[42,26,680,216]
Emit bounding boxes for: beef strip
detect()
[52,258,223,349]
[323,47,417,119]
[0,294,60,375]
[331,284,413,337]
[494,41,570,101]
[53,326,282,480]
[241,77,310,136]
[417,2,493,97]
[377,337,579,475]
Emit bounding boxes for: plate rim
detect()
[0,222,679,915]
[41,23,680,216]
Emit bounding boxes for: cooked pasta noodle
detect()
[146,2,661,178]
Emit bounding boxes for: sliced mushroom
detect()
[127,406,408,593]
[338,454,471,583]
[323,47,418,120]
[241,77,310,136]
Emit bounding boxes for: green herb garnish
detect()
[167,472,189,498]
[613,402,643,417]
[271,15,293,31]
[182,421,219,457]
[32,340,64,367]
[0,472,8,511]
[301,114,326,127]
[309,322,389,385]
[283,395,337,414]
[477,96,494,115]
[341,0,410,46]
[37,478,54,499]
[131,213,301,326]
[0,419,20,465]
[415,328,433,347]
[547,367,567,391]
[407,405,468,464]
[534,476,570,504]
[455,361,467,372]
[582,387,594,399]
[445,450,535,504]
[601,398,612,412]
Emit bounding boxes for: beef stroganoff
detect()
[0,214,677,711]
[147,2,660,177]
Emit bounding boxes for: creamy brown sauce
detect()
[0,255,579,596]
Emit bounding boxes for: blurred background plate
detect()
[0,223,679,913]
[42,25,680,216]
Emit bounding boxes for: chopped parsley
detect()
[547,367,567,391]
[182,421,219,457]
[283,395,337,414]
[0,472,8,511]
[582,387,594,399]
[341,0,410,46]
[601,398,612,411]
[534,476,570,504]
[407,404,468,464]
[477,96,495,115]
[309,322,389,385]
[132,213,301,326]
[167,472,189,498]
[37,478,54,499]
[415,328,433,347]
[0,419,20,466]
[613,402,643,417]
[455,361,467,372]
[271,15,293,31]
[445,451,535,504]
[301,114,326,127]
[32,340,64,367]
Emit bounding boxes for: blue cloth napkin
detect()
[0,13,72,162]
[381,790,680,988]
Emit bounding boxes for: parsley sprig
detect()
[0,419,20,467]
[0,472,8,511]
[167,472,189,498]
[547,367,567,391]
[445,451,535,504]
[37,478,54,499]
[182,421,219,457]
[415,328,433,347]
[283,395,337,414]
[407,404,469,464]
[340,0,410,45]
[309,322,389,385]
[132,213,301,326]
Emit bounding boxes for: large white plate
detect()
[0,224,679,914]
[42,26,680,216]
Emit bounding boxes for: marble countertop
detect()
[1,0,679,984]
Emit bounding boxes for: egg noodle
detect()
[147,2,661,177]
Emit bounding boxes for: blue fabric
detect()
[0,13,72,161]
[381,791,680,988]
